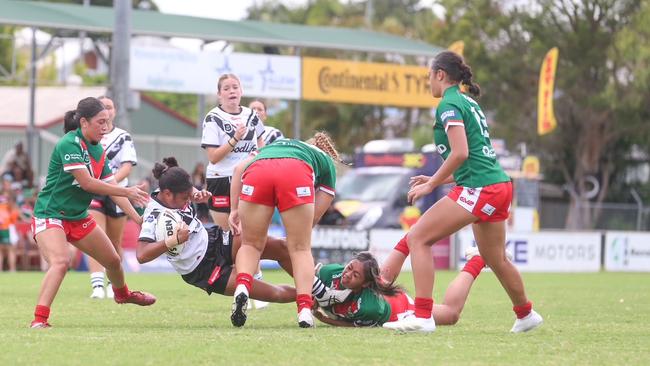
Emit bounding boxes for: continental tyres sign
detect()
[302,57,438,108]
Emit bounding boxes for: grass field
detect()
[1,270,649,365]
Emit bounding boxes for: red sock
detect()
[462,256,486,279]
[112,284,130,299]
[513,301,532,319]
[236,273,254,293]
[33,305,50,324]
[296,294,313,313]
[394,235,410,256]
[414,297,433,319]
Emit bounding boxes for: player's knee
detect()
[49,256,71,273]
[448,311,461,325]
[101,254,122,271]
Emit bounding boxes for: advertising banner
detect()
[311,227,369,265]
[604,231,650,272]
[537,47,559,135]
[456,229,601,272]
[302,57,437,107]
[131,46,301,99]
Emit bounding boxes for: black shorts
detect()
[206,177,232,213]
[181,225,234,295]
[89,195,126,218]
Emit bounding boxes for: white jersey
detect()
[201,105,265,178]
[138,191,208,275]
[261,126,285,145]
[100,126,137,187]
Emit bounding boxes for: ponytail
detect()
[355,252,403,297]
[307,131,345,164]
[432,51,481,98]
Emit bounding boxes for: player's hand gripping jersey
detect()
[34,129,113,220]
[317,264,391,326]
[434,85,510,188]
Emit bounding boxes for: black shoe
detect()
[231,292,249,327]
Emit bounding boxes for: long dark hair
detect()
[63,97,105,133]
[355,252,403,297]
[432,51,481,98]
[152,157,192,194]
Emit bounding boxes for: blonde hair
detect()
[217,74,241,92]
[307,131,341,163]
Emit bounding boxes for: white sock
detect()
[90,272,105,289]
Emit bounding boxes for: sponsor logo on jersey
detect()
[440,110,456,121]
[436,144,447,154]
[482,146,496,158]
[232,142,257,154]
[241,185,254,196]
[296,186,311,197]
[64,153,83,161]
[459,196,475,206]
[481,203,496,216]
[212,196,230,207]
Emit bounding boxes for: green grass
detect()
[1,270,649,365]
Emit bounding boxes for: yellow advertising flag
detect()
[448,41,465,57]
[537,47,559,135]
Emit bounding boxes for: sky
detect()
[153,0,305,21]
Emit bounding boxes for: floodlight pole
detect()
[110,0,132,131]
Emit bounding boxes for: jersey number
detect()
[470,107,489,138]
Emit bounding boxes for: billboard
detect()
[130,46,301,99]
[302,57,437,107]
[605,231,650,272]
[456,229,601,272]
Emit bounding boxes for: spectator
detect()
[0,178,20,272]
[1,142,33,188]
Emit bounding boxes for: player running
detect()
[382,51,543,333]
[30,97,155,329]
[87,96,139,299]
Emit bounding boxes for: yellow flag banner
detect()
[448,41,465,57]
[537,47,559,135]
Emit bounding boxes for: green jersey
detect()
[434,85,510,187]
[250,138,336,194]
[34,129,113,221]
[318,264,391,326]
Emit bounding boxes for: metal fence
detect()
[540,200,650,231]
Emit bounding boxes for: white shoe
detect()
[510,310,543,333]
[90,286,105,299]
[253,300,269,309]
[298,308,314,328]
[383,313,436,333]
[105,285,114,299]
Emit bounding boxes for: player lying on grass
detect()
[312,245,499,328]
[135,157,351,307]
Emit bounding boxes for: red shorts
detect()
[31,216,96,243]
[384,291,414,322]
[447,181,512,222]
[240,158,315,212]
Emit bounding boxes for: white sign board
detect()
[604,231,650,272]
[456,229,601,272]
[131,46,301,99]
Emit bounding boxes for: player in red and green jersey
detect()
[383,51,542,333]
[313,247,492,328]
[29,97,155,329]
[228,132,341,329]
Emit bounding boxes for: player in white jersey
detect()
[136,158,352,312]
[86,96,139,299]
[249,99,285,146]
[201,74,266,231]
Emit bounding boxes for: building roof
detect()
[0,0,442,57]
[0,86,107,128]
